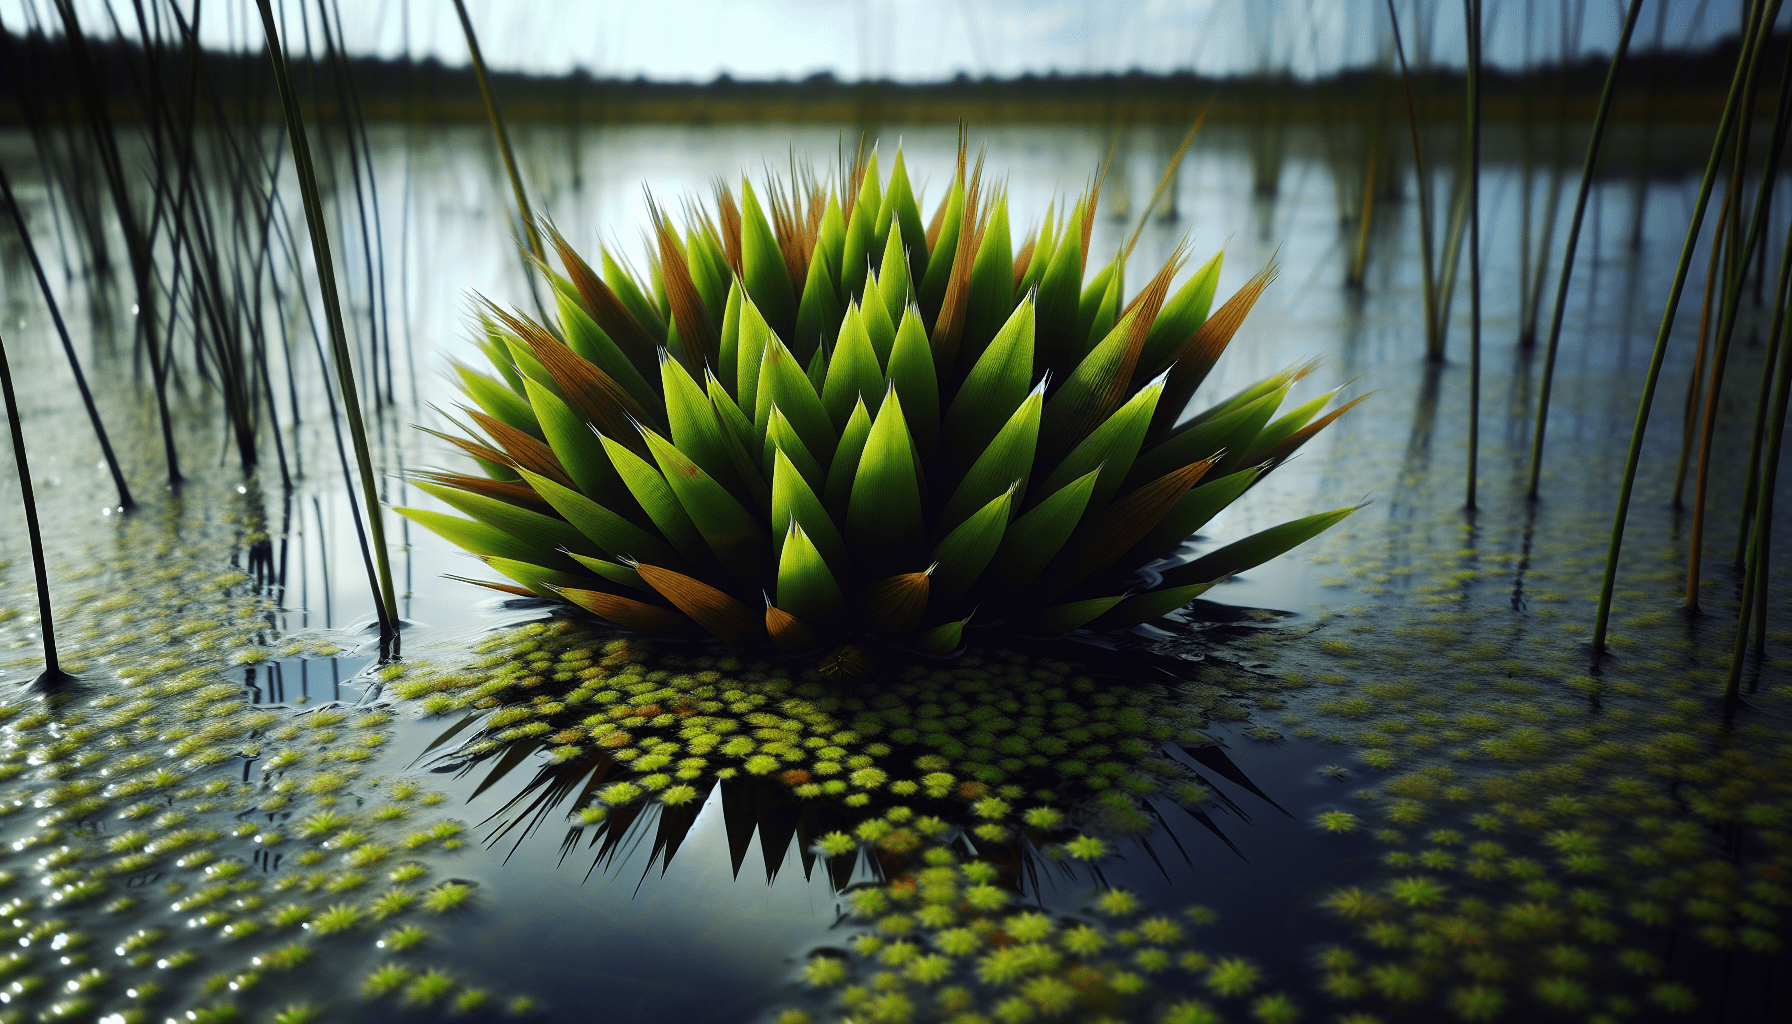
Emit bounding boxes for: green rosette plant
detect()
[399,145,1364,654]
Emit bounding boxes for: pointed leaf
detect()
[567,552,653,592]
[1039,458,1215,598]
[735,293,775,423]
[765,604,820,653]
[1159,506,1359,588]
[931,483,1015,602]
[860,272,898,364]
[1027,596,1125,635]
[457,364,538,436]
[640,428,770,591]
[911,616,969,655]
[763,406,827,493]
[662,352,738,489]
[755,332,837,465]
[821,304,885,431]
[918,175,964,322]
[1075,254,1122,358]
[793,242,844,365]
[777,521,847,631]
[962,194,1013,366]
[1125,465,1262,570]
[876,219,912,328]
[985,467,1100,594]
[1036,375,1163,511]
[718,279,744,393]
[847,387,926,570]
[600,434,711,567]
[520,379,640,522]
[882,150,929,286]
[517,467,680,567]
[860,571,930,642]
[771,448,848,567]
[635,562,764,647]
[1151,264,1277,437]
[940,383,1042,536]
[554,585,699,638]
[484,557,602,600]
[826,398,874,518]
[739,178,797,335]
[885,307,940,458]
[941,297,1035,473]
[414,481,593,559]
[1034,199,1085,374]
[1130,384,1288,488]
[1098,582,1220,629]
[395,507,575,572]
[1142,250,1222,371]
[554,287,658,411]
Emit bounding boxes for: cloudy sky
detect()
[2,0,1758,81]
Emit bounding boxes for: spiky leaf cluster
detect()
[400,143,1362,651]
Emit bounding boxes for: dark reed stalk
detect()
[1464,0,1481,511]
[1517,1,1582,348]
[1591,0,1778,654]
[1687,26,1792,610]
[255,0,399,647]
[0,168,133,510]
[1728,216,1792,696]
[1527,0,1645,499]
[0,330,73,690]
[1386,0,1441,359]
[51,0,181,485]
[452,0,544,267]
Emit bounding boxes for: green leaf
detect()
[661,353,737,489]
[962,194,1014,367]
[1248,385,1344,458]
[1142,250,1222,370]
[717,278,743,393]
[739,178,797,334]
[1028,596,1126,634]
[910,615,968,655]
[826,398,874,519]
[815,192,846,298]
[1075,254,1122,358]
[875,218,912,328]
[456,364,538,437]
[821,304,886,431]
[519,378,632,511]
[918,176,964,321]
[841,180,878,302]
[413,481,592,561]
[566,552,653,592]
[859,272,898,364]
[931,483,1015,601]
[601,246,665,343]
[763,405,828,493]
[847,387,926,570]
[555,288,657,411]
[777,520,847,631]
[793,242,844,365]
[1127,465,1262,569]
[1036,373,1163,511]
[1159,505,1360,588]
[395,507,575,572]
[684,227,731,323]
[885,306,940,459]
[516,467,681,568]
[640,428,770,591]
[1033,199,1084,374]
[1098,582,1219,629]
[939,382,1042,536]
[1129,384,1288,487]
[707,372,773,511]
[1015,202,1056,299]
[941,296,1035,472]
[771,448,848,568]
[734,294,775,423]
[600,433,711,567]
[985,467,1101,593]
[755,332,838,465]
[484,557,602,600]
[881,150,929,286]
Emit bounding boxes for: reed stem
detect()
[1464,0,1482,510]
[1528,0,1644,499]
[1591,0,1779,654]
[451,0,544,264]
[256,0,399,647]
[0,167,134,511]
[0,330,72,688]
[1385,0,1441,360]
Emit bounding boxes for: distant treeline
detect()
[0,25,1780,126]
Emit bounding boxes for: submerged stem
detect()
[0,330,71,688]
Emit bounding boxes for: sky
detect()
[0,0,1761,82]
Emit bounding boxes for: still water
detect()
[0,119,1787,1023]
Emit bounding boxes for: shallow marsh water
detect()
[0,120,1788,1023]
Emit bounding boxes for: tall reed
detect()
[0,330,72,689]
[255,0,399,648]
[1527,0,1645,498]
[1591,0,1779,654]
[1463,0,1482,511]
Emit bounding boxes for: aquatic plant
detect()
[402,141,1362,650]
